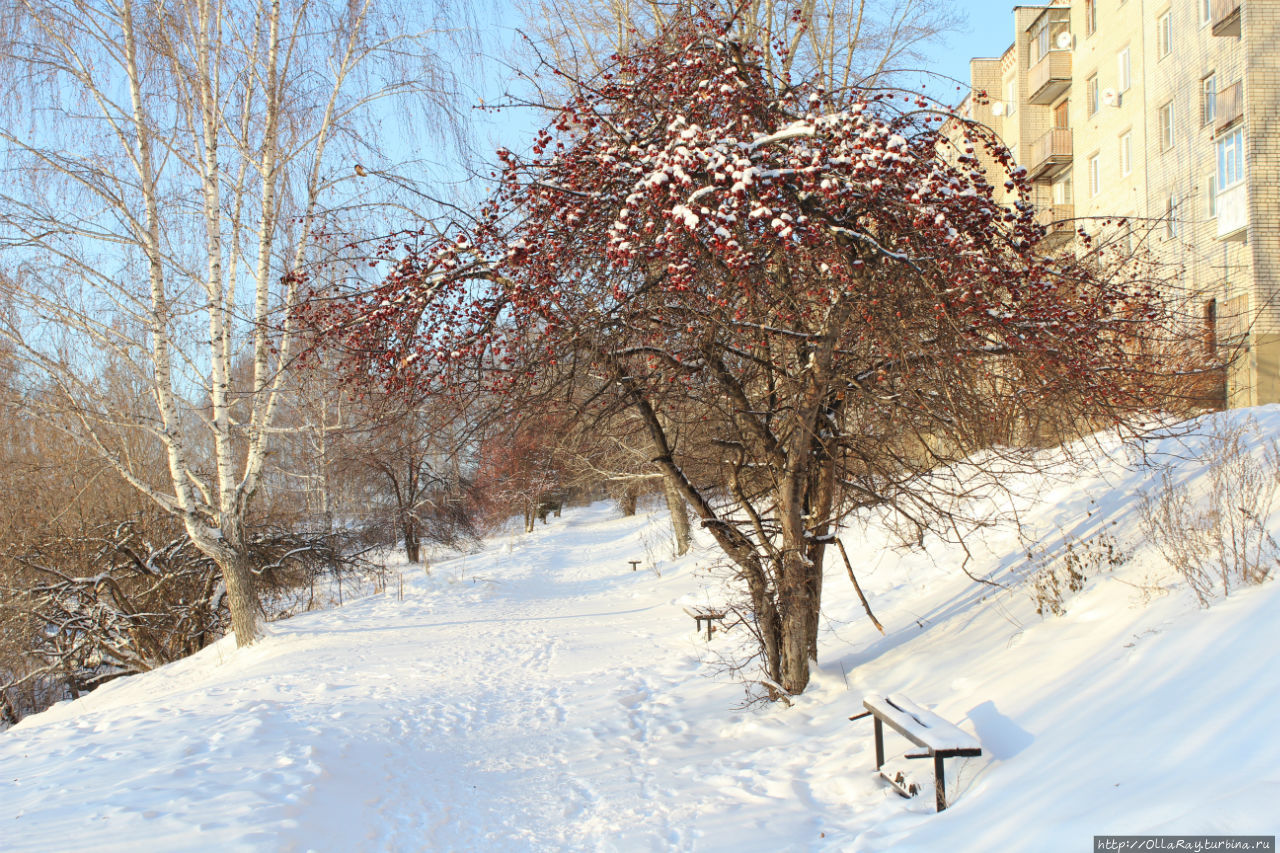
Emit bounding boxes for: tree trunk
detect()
[802,557,824,663]
[778,548,815,694]
[222,548,262,647]
[618,484,638,516]
[61,655,82,699]
[662,474,692,556]
[403,518,421,563]
[524,505,535,533]
[211,522,262,647]
[801,452,838,661]
[744,555,783,687]
[0,691,18,726]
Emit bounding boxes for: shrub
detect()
[1026,526,1129,617]
[1139,418,1280,605]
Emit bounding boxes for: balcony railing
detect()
[1028,51,1072,106]
[1028,128,1073,181]
[1216,81,1243,133]
[1212,0,1241,36]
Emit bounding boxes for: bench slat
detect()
[862,693,981,754]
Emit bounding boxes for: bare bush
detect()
[1024,525,1129,617]
[1139,418,1280,605]
[0,520,374,724]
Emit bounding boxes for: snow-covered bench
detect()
[684,607,726,640]
[849,693,982,812]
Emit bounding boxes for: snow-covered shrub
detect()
[0,521,377,723]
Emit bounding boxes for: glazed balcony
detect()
[1217,183,1247,241]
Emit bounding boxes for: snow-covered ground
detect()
[3,410,1280,852]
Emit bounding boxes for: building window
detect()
[1201,74,1216,126]
[1200,0,1212,26]
[1159,101,1175,151]
[1217,127,1245,189]
[1088,74,1099,116]
[1166,196,1181,238]
[1157,11,1173,58]
[1208,173,1218,218]
[1053,173,1073,205]
[1035,20,1051,62]
[1086,0,1097,35]
[1089,153,1101,196]
[1006,79,1016,115]
[1120,132,1133,176]
[1117,47,1131,93]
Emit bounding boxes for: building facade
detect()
[954,0,1279,406]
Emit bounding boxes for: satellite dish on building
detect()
[1101,87,1119,107]
[1056,30,1074,50]
[991,101,1006,116]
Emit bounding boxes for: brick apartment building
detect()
[952,0,1279,406]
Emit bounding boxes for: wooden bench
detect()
[850,693,981,812]
[686,608,726,640]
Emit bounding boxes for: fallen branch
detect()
[835,537,885,635]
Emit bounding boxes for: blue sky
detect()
[940,0,1024,73]
[916,0,1022,100]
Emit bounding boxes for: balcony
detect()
[1216,81,1243,134]
[1035,203,1076,247]
[1027,128,1072,181]
[1028,51,1072,106]
[1217,183,1247,240]
[1212,0,1241,36]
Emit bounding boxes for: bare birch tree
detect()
[0,0,466,645]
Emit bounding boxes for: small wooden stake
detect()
[629,560,641,572]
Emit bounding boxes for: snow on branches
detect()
[316,13,1167,416]
[310,10,1195,695]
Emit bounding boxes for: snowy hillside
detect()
[3,410,1279,852]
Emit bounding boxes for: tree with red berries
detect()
[316,11,1197,695]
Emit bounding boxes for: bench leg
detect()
[934,754,946,812]
[873,717,884,770]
